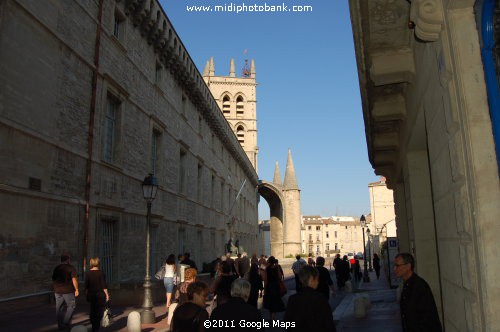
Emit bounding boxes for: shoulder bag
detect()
[155,265,166,280]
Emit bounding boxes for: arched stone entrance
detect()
[258,181,285,258]
[257,150,302,259]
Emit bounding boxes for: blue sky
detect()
[159,0,379,218]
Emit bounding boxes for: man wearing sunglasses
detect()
[394,252,442,332]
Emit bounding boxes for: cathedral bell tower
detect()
[203,57,259,172]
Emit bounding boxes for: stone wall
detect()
[0,0,258,301]
[350,0,500,329]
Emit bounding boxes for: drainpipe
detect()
[83,0,104,273]
[481,0,500,173]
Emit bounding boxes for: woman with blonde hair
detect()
[85,257,110,331]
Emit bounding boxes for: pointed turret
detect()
[209,57,215,76]
[230,58,235,77]
[283,149,298,189]
[203,60,210,76]
[250,59,256,78]
[273,161,282,185]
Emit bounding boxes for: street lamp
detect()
[141,174,158,324]
[360,215,370,283]
[367,228,372,271]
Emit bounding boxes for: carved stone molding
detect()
[374,151,398,166]
[373,132,400,150]
[370,48,415,85]
[118,0,258,183]
[410,0,444,42]
[372,93,407,121]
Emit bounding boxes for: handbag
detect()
[173,273,180,286]
[155,265,166,280]
[101,301,113,327]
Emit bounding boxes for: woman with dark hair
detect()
[262,256,285,320]
[85,257,110,331]
[211,260,238,306]
[171,281,209,332]
[247,262,263,308]
[164,254,177,311]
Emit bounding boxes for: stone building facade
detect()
[350,0,500,329]
[301,215,365,258]
[368,177,397,255]
[0,0,258,300]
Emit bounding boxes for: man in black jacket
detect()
[180,252,197,271]
[284,265,336,331]
[316,256,336,300]
[394,252,442,332]
[210,278,263,331]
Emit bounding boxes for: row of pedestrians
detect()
[3,252,442,331]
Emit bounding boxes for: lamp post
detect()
[141,174,158,324]
[367,228,372,271]
[360,215,370,283]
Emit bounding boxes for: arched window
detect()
[236,95,244,116]
[222,95,230,114]
[236,125,245,146]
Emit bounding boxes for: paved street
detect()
[0,267,400,331]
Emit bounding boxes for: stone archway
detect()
[258,181,285,258]
[257,150,302,259]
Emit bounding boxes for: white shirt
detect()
[165,264,175,278]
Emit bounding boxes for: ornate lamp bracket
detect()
[410,0,444,42]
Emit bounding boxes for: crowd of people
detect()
[168,253,336,332]
[52,250,441,332]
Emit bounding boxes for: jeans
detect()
[163,277,174,293]
[55,292,76,329]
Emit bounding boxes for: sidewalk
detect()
[0,268,399,331]
[333,268,402,332]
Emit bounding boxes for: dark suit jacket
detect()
[210,297,263,331]
[284,287,336,331]
[400,273,442,332]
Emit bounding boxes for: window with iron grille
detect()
[179,150,187,194]
[113,8,125,40]
[104,95,120,162]
[99,217,117,285]
[178,228,185,255]
[151,224,160,276]
[151,130,161,175]
[197,163,203,202]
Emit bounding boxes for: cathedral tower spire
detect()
[209,57,215,76]
[229,58,235,77]
[203,60,209,76]
[250,59,256,78]
[283,149,298,189]
[273,161,282,185]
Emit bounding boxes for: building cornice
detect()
[118,0,258,185]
